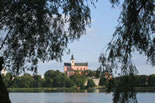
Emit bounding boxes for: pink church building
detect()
[64,55,88,77]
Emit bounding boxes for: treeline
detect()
[135,75,155,87]
[2,70,97,88]
[3,69,154,88]
[99,74,155,87]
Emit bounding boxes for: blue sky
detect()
[38,0,154,76]
[0,1,154,76]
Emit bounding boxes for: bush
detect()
[87,79,96,88]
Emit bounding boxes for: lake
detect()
[10,92,155,103]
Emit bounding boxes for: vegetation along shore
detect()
[2,70,155,92]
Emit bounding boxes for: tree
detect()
[148,74,155,87]
[44,70,72,87]
[70,75,86,88]
[44,70,55,87]
[135,75,148,87]
[53,74,66,87]
[86,70,96,77]
[112,74,137,103]
[0,0,95,102]
[99,0,154,103]
[33,75,43,88]
[0,57,11,103]
[14,73,34,88]
[2,73,12,88]
[2,70,75,88]
[65,78,75,88]
[99,76,107,86]
[87,79,96,88]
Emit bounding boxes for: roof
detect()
[75,63,88,66]
[64,63,71,66]
[64,62,88,66]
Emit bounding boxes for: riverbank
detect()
[8,87,104,92]
[135,87,155,92]
[8,87,155,92]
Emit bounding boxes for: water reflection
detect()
[10,92,113,103]
[9,92,155,103]
[64,102,88,103]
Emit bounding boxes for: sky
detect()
[0,1,154,76]
[37,0,154,76]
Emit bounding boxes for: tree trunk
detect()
[0,56,11,103]
[0,74,11,103]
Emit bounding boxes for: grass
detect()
[8,87,86,92]
[135,87,155,92]
[8,87,106,93]
[8,87,155,93]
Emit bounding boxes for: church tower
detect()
[71,55,75,66]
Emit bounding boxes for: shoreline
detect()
[8,87,155,93]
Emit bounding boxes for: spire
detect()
[71,55,75,66]
[71,54,74,60]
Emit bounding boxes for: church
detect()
[64,55,88,77]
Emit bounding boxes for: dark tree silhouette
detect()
[99,0,154,103]
[0,57,11,103]
[0,0,97,102]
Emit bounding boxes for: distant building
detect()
[64,55,88,77]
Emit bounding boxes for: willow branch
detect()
[0,29,12,51]
[137,0,147,14]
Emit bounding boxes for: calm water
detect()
[10,92,155,103]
